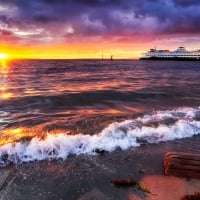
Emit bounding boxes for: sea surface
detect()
[0,59,200,166]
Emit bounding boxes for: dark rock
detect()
[94,149,106,155]
[110,178,137,187]
[181,192,200,200]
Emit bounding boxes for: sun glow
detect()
[0,53,7,59]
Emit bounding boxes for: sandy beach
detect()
[0,135,199,200]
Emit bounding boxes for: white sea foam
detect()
[0,107,200,165]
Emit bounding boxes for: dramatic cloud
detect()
[0,0,200,50]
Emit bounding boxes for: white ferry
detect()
[140,47,200,60]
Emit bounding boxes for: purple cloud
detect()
[0,0,200,45]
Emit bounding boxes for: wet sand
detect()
[0,136,200,200]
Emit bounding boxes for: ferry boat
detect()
[140,47,200,60]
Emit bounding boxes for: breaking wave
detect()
[0,107,200,166]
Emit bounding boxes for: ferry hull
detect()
[140,57,200,61]
[140,47,200,61]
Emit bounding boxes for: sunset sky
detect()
[0,0,200,59]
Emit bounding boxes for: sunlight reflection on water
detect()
[0,60,200,146]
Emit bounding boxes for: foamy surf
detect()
[0,107,200,166]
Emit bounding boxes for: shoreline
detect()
[0,136,200,200]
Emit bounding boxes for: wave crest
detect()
[0,107,200,166]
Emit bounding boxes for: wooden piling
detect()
[164,152,200,179]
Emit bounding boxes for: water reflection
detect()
[0,127,31,145]
[0,60,200,148]
[0,126,45,145]
[0,59,13,100]
[0,59,8,73]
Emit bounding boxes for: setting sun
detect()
[0,53,7,59]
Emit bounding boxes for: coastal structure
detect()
[140,47,200,60]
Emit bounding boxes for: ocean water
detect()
[0,59,200,166]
